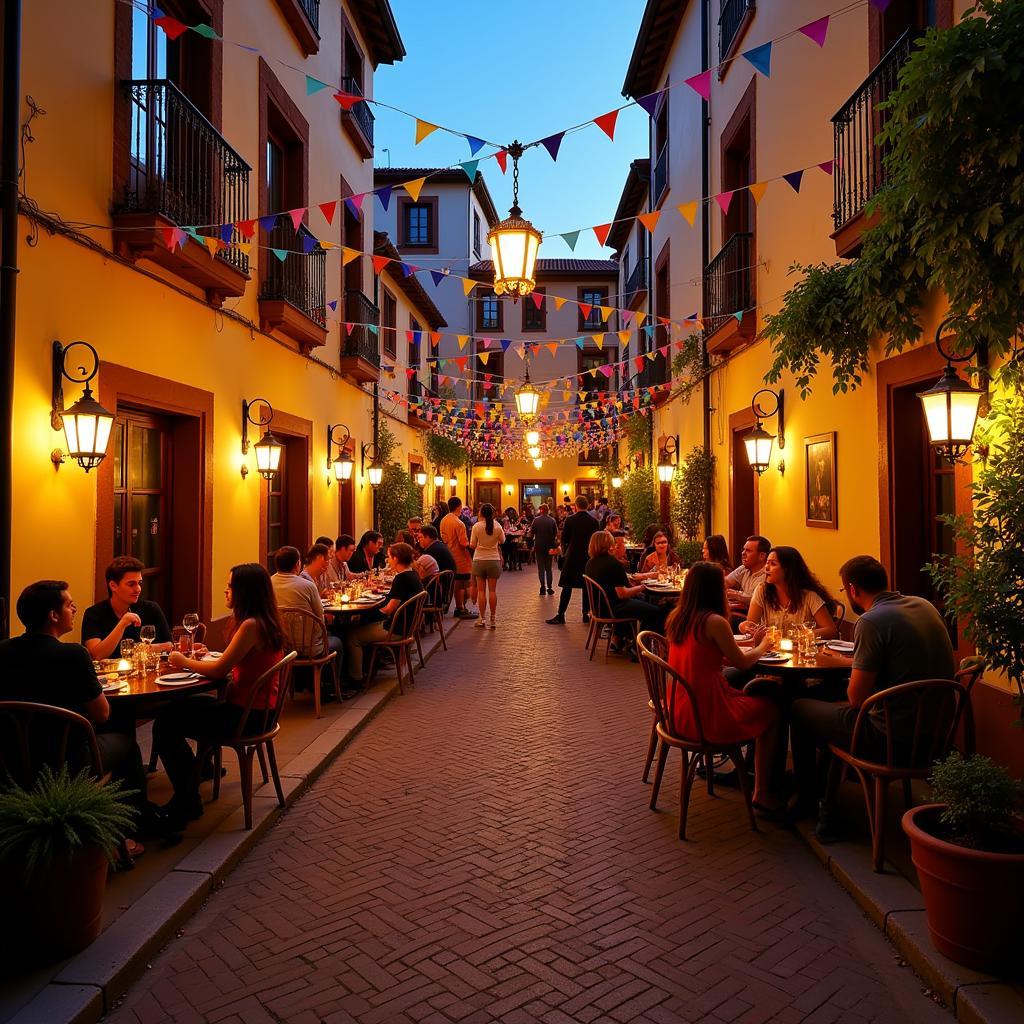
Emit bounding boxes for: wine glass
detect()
[139,624,156,670]
[182,613,199,654]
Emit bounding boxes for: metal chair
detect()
[365,591,428,695]
[419,570,455,663]
[827,678,973,872]
[582,575,639,663]
[196,650,297,830]
[280,607,340,719]
[637,631,758,840]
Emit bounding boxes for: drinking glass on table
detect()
[120,638,137,676]
[139,624,157,671]
[182,613,200,654]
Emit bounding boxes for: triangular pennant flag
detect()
[546,342,559,356]
[466,135,486,156]
[636,311,647,327]
[578,303,592,319]
[203,236,221,257]
[677,201,698,226]
[455,357,468,371]
[333,92,362,110]
[554,296,568,311]
[367,325,378,335]
[376,185,393,212]
[714,191,734,214]
[748,181,769,204]
[219,223,234,243]
[430,332,442,347]
[636,90,663,117]
[462,278,477,296]
[288,208,305,231]
[271,248,288,262]
[637,210,661,233]
[561,230,581,251]
[734,310,745,323]
[160,227,178,251]
[575,337,586,350]
[684,70,711,101]
[494,150,508,174]
[259,214,278,232]
[372,254,390,275]
[593,334,604,350]
[457,335,470,350]
[318,201,337,225]
[618,330,631,346]
[327,300,338,312]
[184,226,203,244]
[459,159,479,182]
[635,356,645,372]
[531,292,545,310]
[305,75,331,95]
[344,194,365,218]
[540,133,565,161]
[742,42,773,78]
[783,170,804,193]
[191,23,219,39]
[237,219,256,239]
[415,119,440,144]
[301,233,319,254]
[501,339,512,352]
[818,160,835,175]
[341,246,361,267]
[799,15,830,47]
[404,177,427,202]
[600,365,613,378]
[593,223,611,247]
[594,110,619,141]
[430,270,446,287]
[400,263,414,278]
[599,305,614,322]
[154,16,188,40]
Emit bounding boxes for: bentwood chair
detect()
[366,592,428,695]
[419,570,455,663]
[637,631,758,840]
[196,651,297,830]
[280,608,341,719]
[582,576,639,663]
[639,632,668,785]
[827,678,973,872]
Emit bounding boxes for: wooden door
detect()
[729,417,757,561]
[475,481,502,511]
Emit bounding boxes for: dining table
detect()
[323,594,387,619]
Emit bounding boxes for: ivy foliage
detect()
[375,422,424,543]
[672,445,715,542]
[620,465,658,541]
[424,432,467,473]
[620,414,652,457]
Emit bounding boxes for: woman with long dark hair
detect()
[638,531,681,576]
[663,561,782,816]
[469,502,505,628]
[155,563,286,827]
[741,546,838,639]
[702,534,732,573]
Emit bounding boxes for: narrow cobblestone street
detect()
[110,571,945,1024]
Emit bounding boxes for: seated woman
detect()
[637,531,681,577]
[740,546,839,640]
[610,529,629,565]
[154,563,286,828]
[584,530,665,641]
[702,534,732,573]
[664,561,783,816]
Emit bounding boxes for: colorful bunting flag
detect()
[154,16,188,40]
[341,246,361,266]
[237,219,256,239]
[414,119,440,144]
[305,75,331,96]
[287,208,305,231]
[561,230,581,251]
[743,42,773,78]
[593,223,611,247]
[495,150,508,174]
[684,70,711,101]
[459,159,479,182]
[540,133,565,161]
[371,254,390,275]
[818,159,835,175]
[636,90,664,117]
[714,191,734,214]
[219,224,234,243]
[333,92,362,111]
[677,201,698,226]
[430,270,445,287]
[271,248,288,262]
[376,186,392,211]
[531,292,544,310]
[457,335,469,350]
[259,215,277,232]
[466,135,486,156]
[301,233,319,254]
[594,110,619,141]
[404,177,427,202]
[191,23,219,39]
[554,297,568,311]
[462,278,477,296]
[748,181,768,204]
[799,15,830,47]
[637,210,661,233]
[783,170,804,193]
[600,305,614,322]
[400,263,414,277]
[318,201,337,225]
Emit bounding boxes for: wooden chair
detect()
[827,678,973,872]
[582,576,639,663]
[419,570,455,663]
[365,591,428,696]
[280,608,340,719]
[637,631,758,840]
[196,650,297,830]
[639,632,668,784]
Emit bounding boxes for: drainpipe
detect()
[371,270,380,532]
[0,0,22,638]
[700,0,713,537]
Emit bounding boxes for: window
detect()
[522,288,546,332]
[473,211,481,256]
[653,93,670,206]
[398,197,438,251]
[578,287,608,332]
[408,316,422,368]
[578,348,617,403]
[474,349,503,401]
[382,289,397,358]
[622,245,631,283]
[478,291,502,331]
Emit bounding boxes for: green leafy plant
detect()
[424,432,467,474]
[673,445,715,543]
[620,465,658,541]
[929,752,1023,848]
[0,766,136,877]
[374,422,426,542]
[926,396,1024,717]
[620,414,652,458]
[675,539,703,567]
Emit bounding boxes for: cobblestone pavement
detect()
[110,571,945,1024]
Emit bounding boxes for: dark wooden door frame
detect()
[728,407,759,556]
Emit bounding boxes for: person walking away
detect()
[440,497,476,618]
[546,496,600,625]
[529,504,558,596]
[469,503,505,629]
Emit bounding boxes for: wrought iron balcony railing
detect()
[343,290,381,366]
[260,221,326,326]
[719,0,754,60]
[832,31,912,232]
[623,256,649,307]
[341,75,374,148]
[299,0,320,34]
[702,231,754,336]
[118,79,250,275]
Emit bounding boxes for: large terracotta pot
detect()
[12,845,110,960]
[903,804,1024,973]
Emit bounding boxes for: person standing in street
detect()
[546,496,600,625]
[469,503,505,629]
[529,504,558,596]
[441,496,476,618]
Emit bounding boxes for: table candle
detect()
[117,659,132,674]
[779,638,794,653]
[341,592,352,603]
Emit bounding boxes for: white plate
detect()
[826,641,855,653]
[354,596,380,603]
[733,634,752,642]
[199,651,223,661]
[157,672,201,685]
[758,653,790,663]
[101,680,123,694]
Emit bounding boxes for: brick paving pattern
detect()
[110,572,945,1024]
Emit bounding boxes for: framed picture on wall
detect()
[805,432,837,529]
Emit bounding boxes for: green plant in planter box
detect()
[675,540,703,567]
[620,465,658,541]
[929,752,1023,850]
[0,765,136,877]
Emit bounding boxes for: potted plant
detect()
[0,765,136,960]
[902,752,1024,972]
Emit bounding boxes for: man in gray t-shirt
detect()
[528,506,559,595]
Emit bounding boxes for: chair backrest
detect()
[582,575,615,620]
[425,570,455,611]
[232,650,298,740]
[0,701,103,788]
[833,602,846,627]
[955,656,985,695]
[636,631,708,747]
[851,678,972,770]
[280,607,329,661]
[385,591,428,642]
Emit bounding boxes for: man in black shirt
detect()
[528,504,558,596]
[81,556,172,660]
[547,496,600,624]
[418,525,456,575]
[348,531,384,574]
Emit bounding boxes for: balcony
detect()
[339,290,381,383]
[407,377,437,430]
[719,0,755,61]
[702,231,755,354]
[831,32,912,257]
[623,256,649,309]
[258,222,328,352]
[113,80,251,306]
[339,75,374,159]
[652,143,668,208]
[273,0,320,56]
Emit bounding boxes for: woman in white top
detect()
[469,503,505,629]
[741,545,838,640]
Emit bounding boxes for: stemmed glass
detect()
[182,613,200,654]
[139,624,156,671]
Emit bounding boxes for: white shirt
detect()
[469,520,506,561]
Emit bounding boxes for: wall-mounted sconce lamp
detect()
[326,423,354,486]
[50,341,115,472]
[744,388,785,476]
[361,442,383,487]
[240,398,284,480]
[448,475,458,490]
[611,474,623,489]
[656,434,680,484]
[505,484,513,495]
[433,471,445,488]
[414,468,428,487]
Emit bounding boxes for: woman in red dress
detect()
[664,561,783,817]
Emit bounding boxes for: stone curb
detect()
[795,824,1024,1023]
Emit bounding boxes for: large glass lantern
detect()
[333,453,355,482]
[367,461,384,487]
[743,422,775,476]
[433,472,445,487]
[525,429,540,447]
[611,475,623,489]
[414,469,428,487]
[61,386,114,472]
[487,143,542,301]
[917,366,983,460]
[254,430,285,480]
[515,362,541,421]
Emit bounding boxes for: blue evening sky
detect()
[374,0,650,262]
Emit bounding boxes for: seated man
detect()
[302,543,331,588]
[82,556,172,660]
[725,535,770,624]
[791,555,955,837]
[320,534,356,590]
[407,517,423,544]
[396,530,438,581]
[348,531,383,574]
[271,545,342,659]
[0,581,163,850]
[418,525,456,576]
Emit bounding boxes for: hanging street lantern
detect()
[240,397,284,481]
[326,423,354,485]
[433,472,445,487]
[525,429,540,447]
[50,341,115,473]
[917,319,985,461]
[487,141,542,301]
[611,475,623,489]
[527,445,541,459]
[743,388,785,477]
[361,442,383,487]
[414,469,428,487]
[515,356,541,422]
[656,434,679,484]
